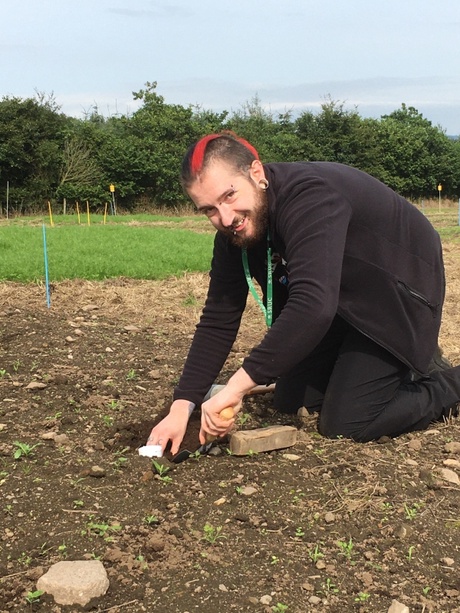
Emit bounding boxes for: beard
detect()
[225,187,269,249]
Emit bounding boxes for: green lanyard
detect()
[241,233,273,328]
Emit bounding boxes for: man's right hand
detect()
[146,399,194,456]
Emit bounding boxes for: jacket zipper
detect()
[397,281,437,315]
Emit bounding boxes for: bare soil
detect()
[0,244,460,613]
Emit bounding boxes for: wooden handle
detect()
[205,407,234,443]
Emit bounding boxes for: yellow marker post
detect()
[104,202,108,224]
[109,184,117,215]
[437,183,442,211]
[76,201,81,225]
[86,201,90,226]
[47,201,54,227]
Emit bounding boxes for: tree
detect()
[0,93,69,212]
[377,104,459,198]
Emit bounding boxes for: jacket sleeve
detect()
[173,232,249,405]
[242,175,352,383]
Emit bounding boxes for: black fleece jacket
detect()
[173,162,445,406]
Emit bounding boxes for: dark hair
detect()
[181,132,259,187]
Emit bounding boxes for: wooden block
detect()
[229,425,297,456]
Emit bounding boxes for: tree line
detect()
[1,82,459,214]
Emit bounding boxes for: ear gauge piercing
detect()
[258,179,269,190]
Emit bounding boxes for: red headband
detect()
[190,133,259,175]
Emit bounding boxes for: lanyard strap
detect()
[242,234,273,328]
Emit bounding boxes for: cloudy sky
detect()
[2,0,460,134]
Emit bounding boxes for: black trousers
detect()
[274,316,460,442]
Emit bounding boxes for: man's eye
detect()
[225,190,236,200]
[203,207,217,217]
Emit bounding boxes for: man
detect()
[148,132,460,456]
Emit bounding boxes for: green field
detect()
[0,216,214,282]
[0,208,459,283]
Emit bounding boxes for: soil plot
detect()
[0,245,460,612]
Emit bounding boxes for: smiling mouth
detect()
[231,216,246,232]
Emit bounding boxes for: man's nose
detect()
[218,204,235,227]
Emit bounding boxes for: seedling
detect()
[0,369,7,378]
[355,592,371,602]
[407,545,416,561]
[86,520,122,541]
[45,411,62,421]
[152,460,172,483]
[72,499,84,509]
[272,604,288,613]
[295,527,305,538]
[108,399,123,410]
[18,552,32,566]
[202,522,226,544]
[143,514,159,526]
[404,502,421,521]
[13,441,42,460]
[25,590,44,604]
[270,555,280,565]
[102,414,114,427]
[309,544,324,563]
[112,447,130,470]
[57,543,67,558]
[337,537,354,559]
[126,369,138,380]
[422,586,431,596]
[321,578,339,595]
[12,359,22,372]
[236,412,251,426]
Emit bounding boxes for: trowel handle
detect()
[204,407,234,444]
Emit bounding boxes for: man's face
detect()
[187,159,268,248]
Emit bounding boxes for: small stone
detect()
[442,557,455,566]
[394,524,408,539]
[445,442,460,454]
[316,559,326,570]
[309,596,322,605]
[36,560,109,606]
[439,467,460,485]
[239,486,258,496]
[324,512,335,523]
[376,436,392,444]
[26,381,47,390]
[149,369,161,379]
[81,304,99,312]
[65,336,76,343]
[388,600,409,613]
[407,439,422,451]
[105,347,114,353]
[444,459,460,468]
[208,446,223,456]
[123,325,139,332]
[218,584,228,592]
[260,595,272,605]
[54,434,70,445]
[89,466,106,478]
[41,432,58,440]
[214,497,227,506]
[282,453,301,461]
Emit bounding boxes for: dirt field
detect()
[0,243,459,613]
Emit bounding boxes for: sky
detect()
[2,0,460,135]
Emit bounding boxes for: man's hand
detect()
[199,368,256,444]
[146,399,193,456]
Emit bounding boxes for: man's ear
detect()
[249,159,266,182]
